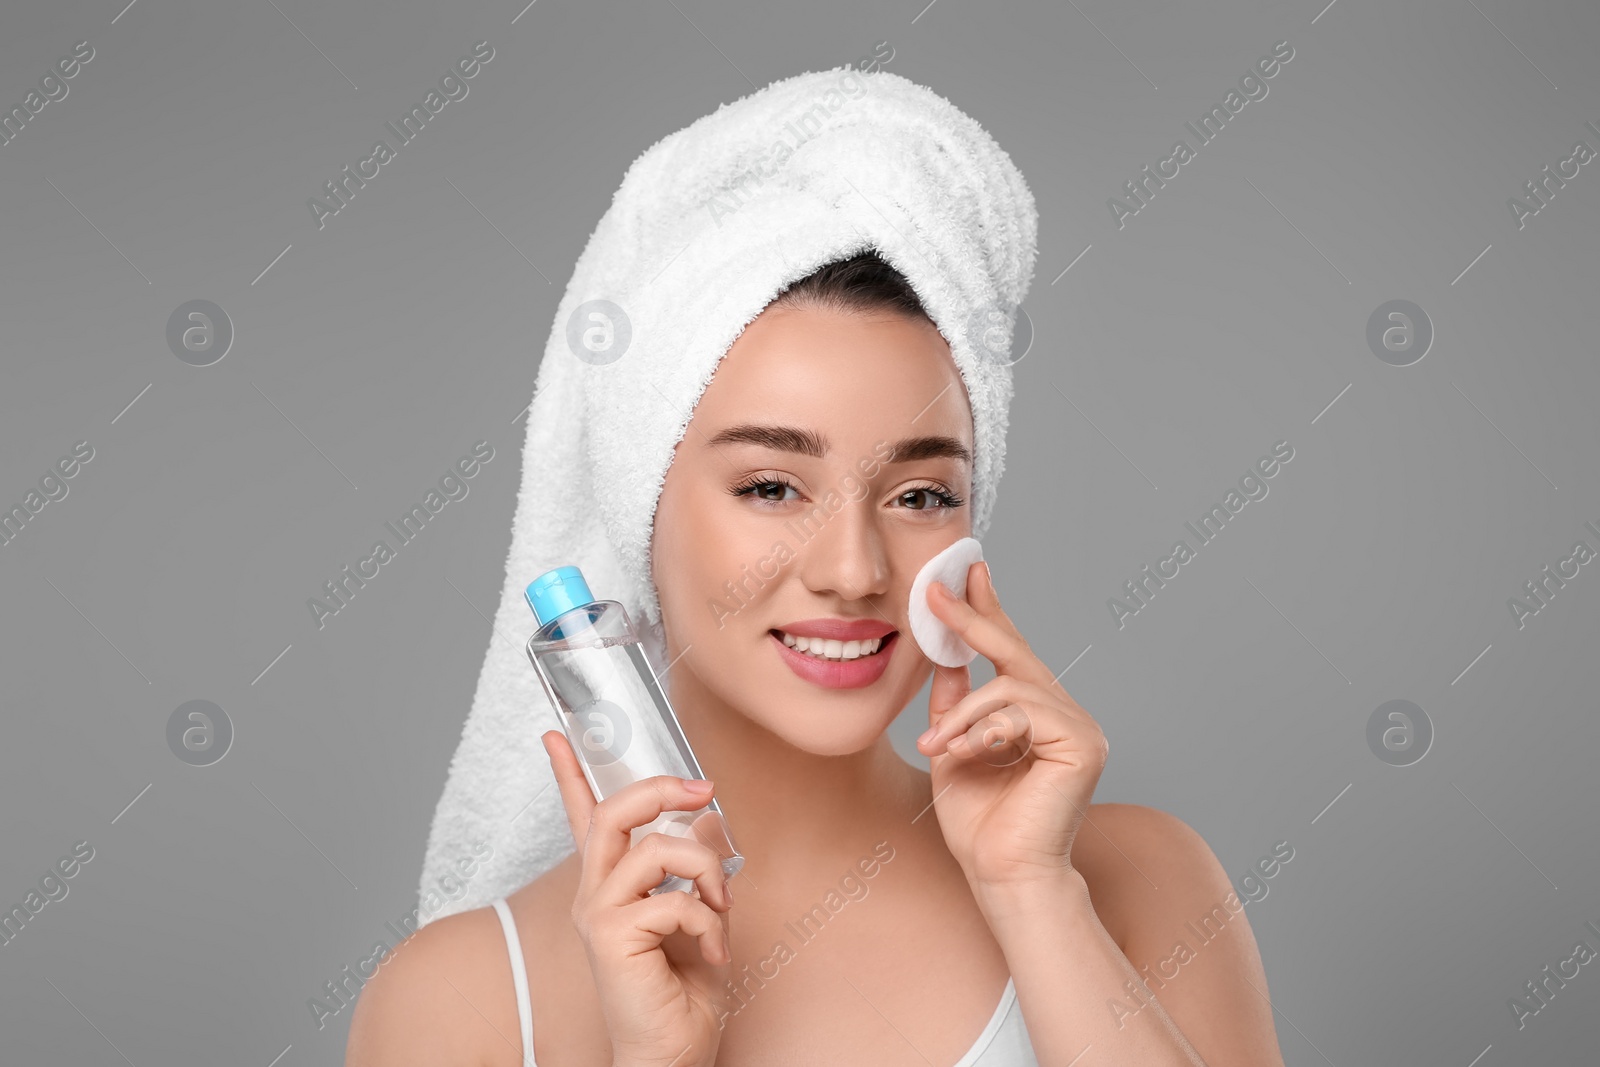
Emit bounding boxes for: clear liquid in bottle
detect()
[524,567,742,894]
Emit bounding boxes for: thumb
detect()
[929,662,971,730]
[541,730,596,854]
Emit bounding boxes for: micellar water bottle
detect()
[524,565,743,895]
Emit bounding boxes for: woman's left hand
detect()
[915,559,1109,895]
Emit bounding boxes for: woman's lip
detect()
[774,618,897,640]
[769,630,897,689]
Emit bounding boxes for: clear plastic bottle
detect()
[524,566,743,895]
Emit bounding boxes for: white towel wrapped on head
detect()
[418,66,1039,921]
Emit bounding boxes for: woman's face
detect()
[650,301,975,755]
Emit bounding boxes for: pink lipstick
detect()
[769,618,898,689]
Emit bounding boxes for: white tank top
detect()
[491,897,1038,1065]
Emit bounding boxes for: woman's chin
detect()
[740,699,907,757]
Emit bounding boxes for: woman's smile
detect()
[767,617,900,688]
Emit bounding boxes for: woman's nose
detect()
[797,500,891,602]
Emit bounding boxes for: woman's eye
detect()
[732,479,800,503]
[732,479,961,510]
[896,487,961,510]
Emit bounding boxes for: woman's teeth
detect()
[776,631,886,661]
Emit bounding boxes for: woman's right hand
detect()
[542,730,735,1067]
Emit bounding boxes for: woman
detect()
[349,69,1285,1067]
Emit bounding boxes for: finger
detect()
[926,567,1059,691]
[928,660,971,729]
[543,731,596,855]
[968,559,1001,615]
[582,775,718,892]
[596,831,733,913]
[918,677,1034,756]
[918,677,1086,755]
[946,703,1034,762]
[618,890,731,966]
[960,563,1087,705]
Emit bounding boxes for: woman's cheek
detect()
[705,519,788,612]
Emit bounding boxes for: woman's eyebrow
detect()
[704,423,970,464]
[888,434,972,464]
[705,423,826,456]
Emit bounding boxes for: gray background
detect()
[1,0,1596,1063]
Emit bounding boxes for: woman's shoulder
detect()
[1072,802,1235,952]
[345,856,581,1067]
[1077,801,1212,859]
[343,903,513,1066]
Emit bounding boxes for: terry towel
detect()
[418,66,1039,920]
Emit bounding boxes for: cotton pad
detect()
[907,537,985,667]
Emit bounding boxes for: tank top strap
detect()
[490,897,536,1065]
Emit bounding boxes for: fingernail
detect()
[724,878,735,904]
[917,727,936,746]
[684,778,714,794]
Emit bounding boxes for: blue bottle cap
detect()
[524,566,594,626]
